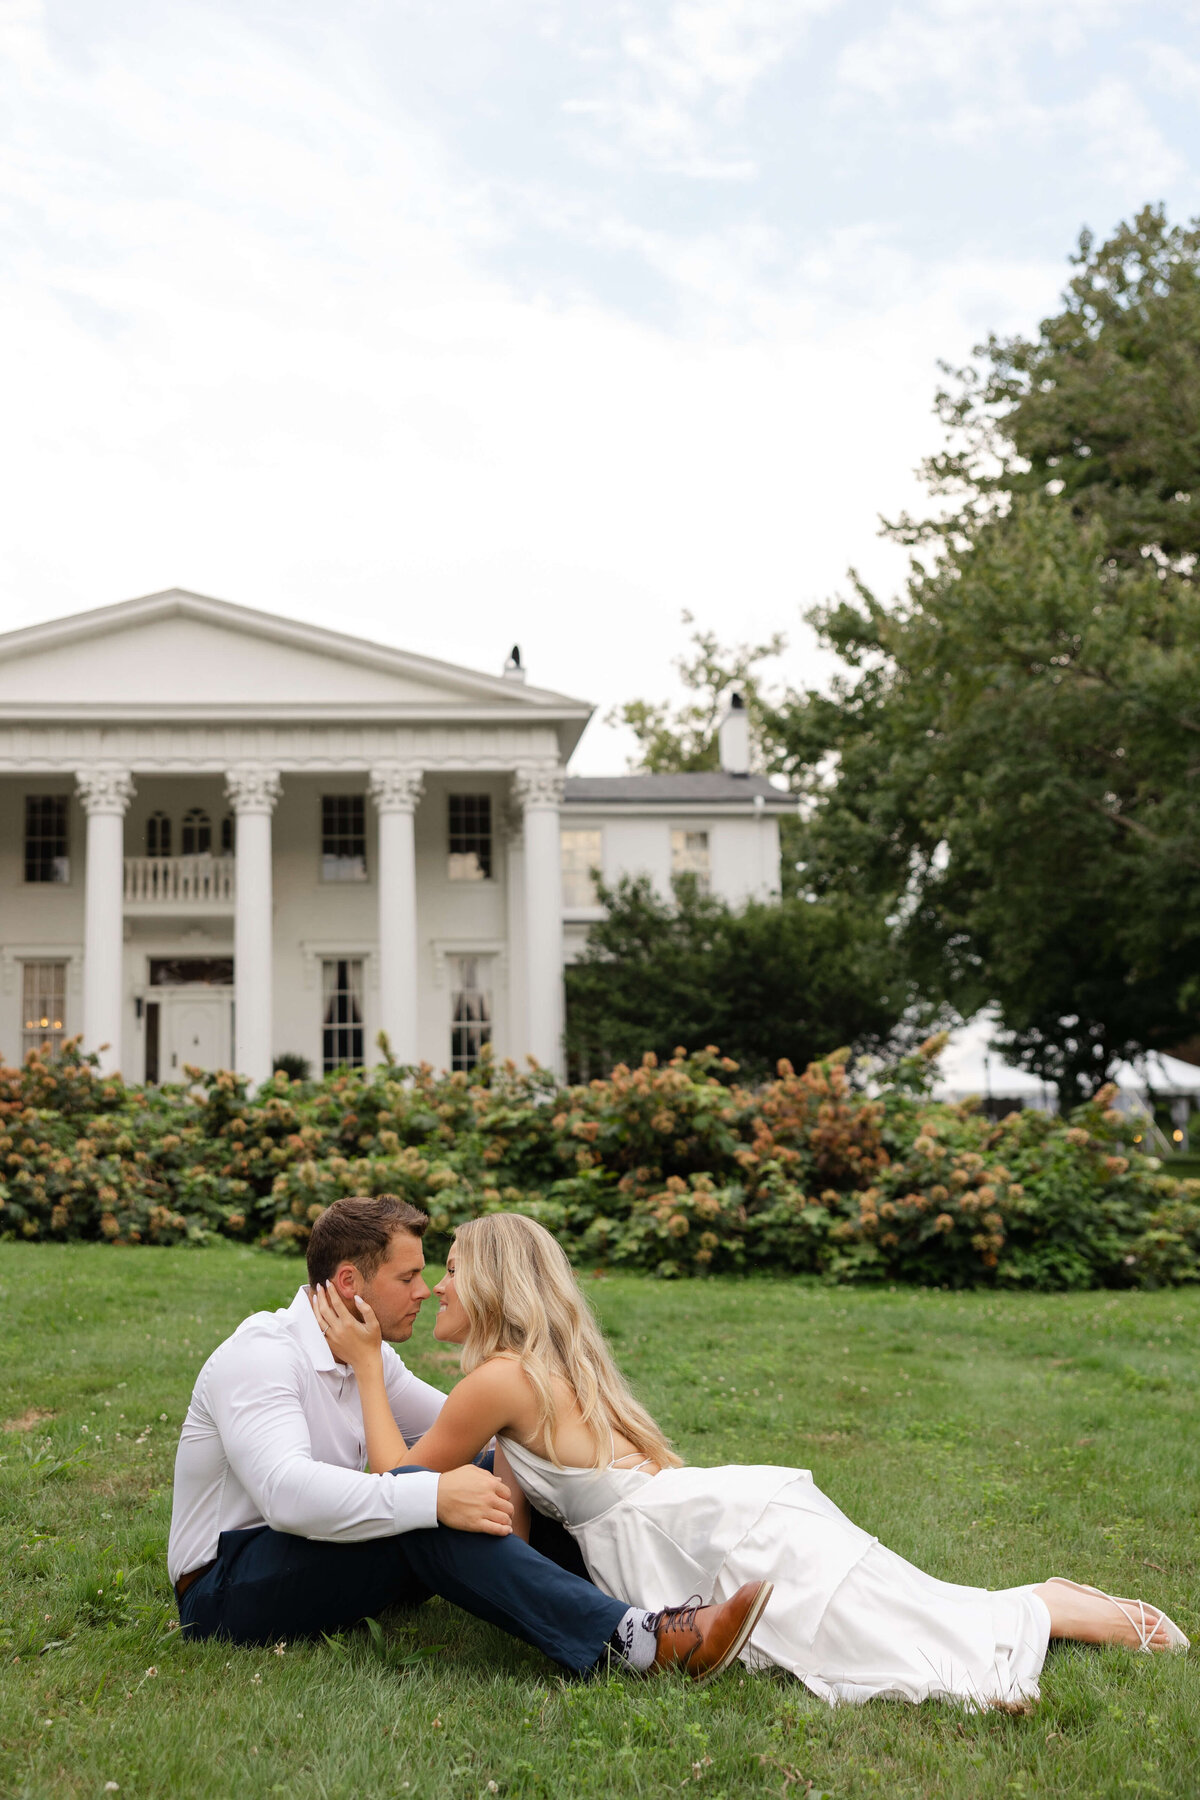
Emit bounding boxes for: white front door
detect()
[160,988,234,1077]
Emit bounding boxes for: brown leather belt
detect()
[174,1559,217,1603]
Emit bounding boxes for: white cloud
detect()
[835,0,1134,106]
[831,2,1187,209]
[1140,39,1200,103]
[560,0,837,176]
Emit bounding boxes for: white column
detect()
[75,766,135,1075]
[368,765,424,1067]
[225,766,281,1086]
[512,765,565,1076]
[505,801,527,1059]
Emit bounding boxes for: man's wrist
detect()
[389,1465,440,1533]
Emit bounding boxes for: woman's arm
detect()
[359,1354,411,1472]
[493,1439,532,1542]
[311,1284,410,1472]
[396,1359,527,1473]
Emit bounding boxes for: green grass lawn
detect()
[1,1245,1197,1800]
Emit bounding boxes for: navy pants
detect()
[177,1467,625,1675]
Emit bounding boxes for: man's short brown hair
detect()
[306,1194,429,1287]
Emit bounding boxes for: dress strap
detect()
[607,1424,656,1474]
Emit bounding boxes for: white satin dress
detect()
[500,1436,1051,1707]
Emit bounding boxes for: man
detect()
[168,1194,766,1678]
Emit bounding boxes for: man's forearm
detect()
[254,1450,440,1540]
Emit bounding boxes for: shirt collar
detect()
[286,1284,347,1374]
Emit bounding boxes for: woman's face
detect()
[432,1244,470,1343]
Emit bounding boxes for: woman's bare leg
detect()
[1036,1580,1175,1649]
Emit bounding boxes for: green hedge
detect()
[1,1037,1197,1288]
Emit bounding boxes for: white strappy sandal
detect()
[1047,1578,1190,1652]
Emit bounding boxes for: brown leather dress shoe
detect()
[649,1580,773,1682]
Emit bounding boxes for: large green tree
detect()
[564,875,920,1081]
[772,208,1200,1100]
[902,205,1200,571]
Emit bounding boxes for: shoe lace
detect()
[646,1595,704,1638]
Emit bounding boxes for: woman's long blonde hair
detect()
[452,1213,682,1471]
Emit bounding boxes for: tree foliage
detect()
[903,204,1200,572]
[772,499,1200,1099]
[608,611,785,773]
[564,875,923,1081]
[772,208,1200,1099]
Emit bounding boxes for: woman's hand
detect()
[310,1280,382,1371]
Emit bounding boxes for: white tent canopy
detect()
[932,1011,1200,1116]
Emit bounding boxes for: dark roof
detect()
[563,772,795,806]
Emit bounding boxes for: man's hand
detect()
[436,1464,515,1536]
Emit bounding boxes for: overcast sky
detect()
[2,0,1198,769]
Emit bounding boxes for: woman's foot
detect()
[1039,1578,1189,1652]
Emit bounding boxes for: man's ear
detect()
[331,1262,362,1301]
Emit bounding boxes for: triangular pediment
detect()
[0,590,591,718]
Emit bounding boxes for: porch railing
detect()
[123,855,236,904]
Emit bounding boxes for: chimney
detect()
[717,690,750,774]
[503,644,526,683]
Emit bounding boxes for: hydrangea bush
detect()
[1,1036,1196,1288]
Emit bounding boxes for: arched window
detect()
[146,811,172,857]
[220,814,235,855]
[181,808,212,855]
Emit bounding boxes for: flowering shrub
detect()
[1,1036,1196,1288]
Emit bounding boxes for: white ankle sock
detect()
[611,1607,658,1670]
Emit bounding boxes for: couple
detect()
[169,1194,1187,1704]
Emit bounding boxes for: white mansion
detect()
[0,591,791,1085]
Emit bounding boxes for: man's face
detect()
[336,1231,430,1343]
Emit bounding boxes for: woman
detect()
[313,1213,1188,1707]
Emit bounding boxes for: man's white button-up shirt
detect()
[168,1286,447,1583]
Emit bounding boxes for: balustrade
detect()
[123,854,235,904]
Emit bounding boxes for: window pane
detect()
[145,999,160,1085]
[21,961,67,1059]
[146,811,172,856]
[448,794,492,880]
[181,808,212,855]
[670,828,711,893]
[451,955,492,1071]
[561,828,603,908]
[322,957,365,1071]
[24,795,69,884]
[149,958,234,986]
[321,795,367,881]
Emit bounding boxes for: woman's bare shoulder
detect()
[424,1355,538,1444]
[454,1354,534,1401]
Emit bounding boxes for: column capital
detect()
[75,766,135,816]
[225,766,282,816]
[512,764,564,811]
[369,764,424,814]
